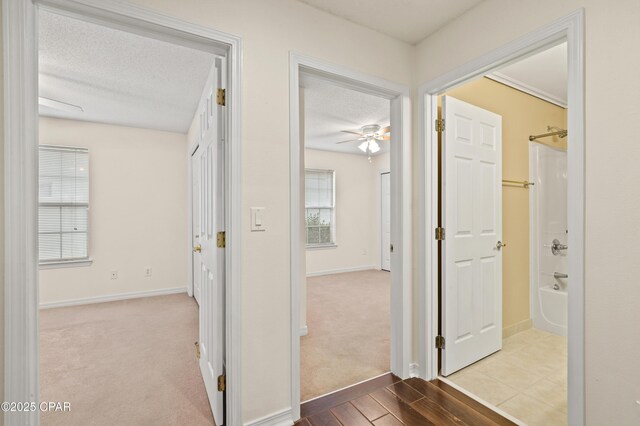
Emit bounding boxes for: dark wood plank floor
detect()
[297,374,516,426]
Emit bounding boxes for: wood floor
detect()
[297,373,516,425]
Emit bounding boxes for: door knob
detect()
[193,244,202,253]
[496,241,506,250]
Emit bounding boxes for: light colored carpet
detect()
[301,269,390,401]
[40,293,214,425]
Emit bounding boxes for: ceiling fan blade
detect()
[335,138,362,144]
[378,126,390,135]
[341,130,364,136]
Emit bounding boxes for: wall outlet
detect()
[110,270,118,280]
[144,267,152,277]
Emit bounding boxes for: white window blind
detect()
[305,169,335,246]
[39,145,89,263]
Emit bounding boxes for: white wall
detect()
[414,1,640,424]
[38,117,189,305]
[120,1,415,422]
[305,149,390,275]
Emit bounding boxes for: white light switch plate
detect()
[251,207,265,231]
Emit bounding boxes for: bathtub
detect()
[530,143,568,337]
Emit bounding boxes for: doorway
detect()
[289,54,412,420]
[4,1,242,424]
[419,11,584,426]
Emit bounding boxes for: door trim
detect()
[417,9,585,425]
[289,52,412,421]
[3,1,243,424]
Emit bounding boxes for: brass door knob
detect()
[496,241,506,250]
[193,244,202,253]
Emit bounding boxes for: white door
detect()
[381,172,391,271]
[191,146,202,305]
[195,60,225,424]
[441,96,503,376]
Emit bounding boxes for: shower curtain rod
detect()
[502,179,535,188]
[529,129,568,141]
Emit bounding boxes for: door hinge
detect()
[194,341,200,359]
[435,227,445,241]
[435,335,445,349]
[435,118,445,132]
[217,374,226,392]
[390,244,394,253]
[216,88,226,106]
[217,231,226,248]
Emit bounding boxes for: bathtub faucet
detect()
[550,239,568,255]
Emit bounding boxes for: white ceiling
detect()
[297,0,483,44]
[491,43,568,107]
[38,11,215,133]
[302,75,390,156]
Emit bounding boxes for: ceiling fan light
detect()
[369,140,381,153]
[358,141,368,152]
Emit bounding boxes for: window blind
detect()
[39,145,89,262]
[305,169,335,246]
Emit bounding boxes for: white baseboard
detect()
[306,265,377,277]
[39,286,188,309]
[503,318,533,338]
[299,325,308,336]
[244,408,293,426]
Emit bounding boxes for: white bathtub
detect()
[530,143,568,337]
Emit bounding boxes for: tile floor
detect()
[445,328,567,426]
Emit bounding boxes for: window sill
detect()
[306,244,338,251]
[39,259,93,270]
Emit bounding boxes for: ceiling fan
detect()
[335,123,390,160]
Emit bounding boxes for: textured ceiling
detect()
[297,0,483,44]
[492,43,568,107]
[38,11,215,133]
[302,75,390,156]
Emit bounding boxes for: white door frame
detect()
[418,9,585,425]
[289,53,412,421]
[188,140,201,299]
[3,1,243,424]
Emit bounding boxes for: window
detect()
[305,169,335,247]
[39,145,90,264]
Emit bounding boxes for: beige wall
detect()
[416,1,640,424]
[305,149,390,274]
[38,117,189,305]
[442,77,567,335]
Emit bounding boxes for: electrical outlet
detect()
[110,271,118,280]
[144,267,152,277]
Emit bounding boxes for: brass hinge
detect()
[435,335,445,349]
[217,374,226,392]
[217,231,226,248]
[435,118,445,132]
[194,341,200,359]
[435,227,445,241]
[216,88,226,106]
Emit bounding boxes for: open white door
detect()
[194,59,225,424]
[191,147,202,305]
[381,172,391,271]
[441,96,503,376]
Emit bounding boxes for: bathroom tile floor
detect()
[445,328,567,426]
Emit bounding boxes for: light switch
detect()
[251,207,265,231]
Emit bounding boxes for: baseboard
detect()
[300,325,308,336]
[244,408,293,426]
[503,318,533,338]
[306,265,377,277]
[39,287,188,309]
